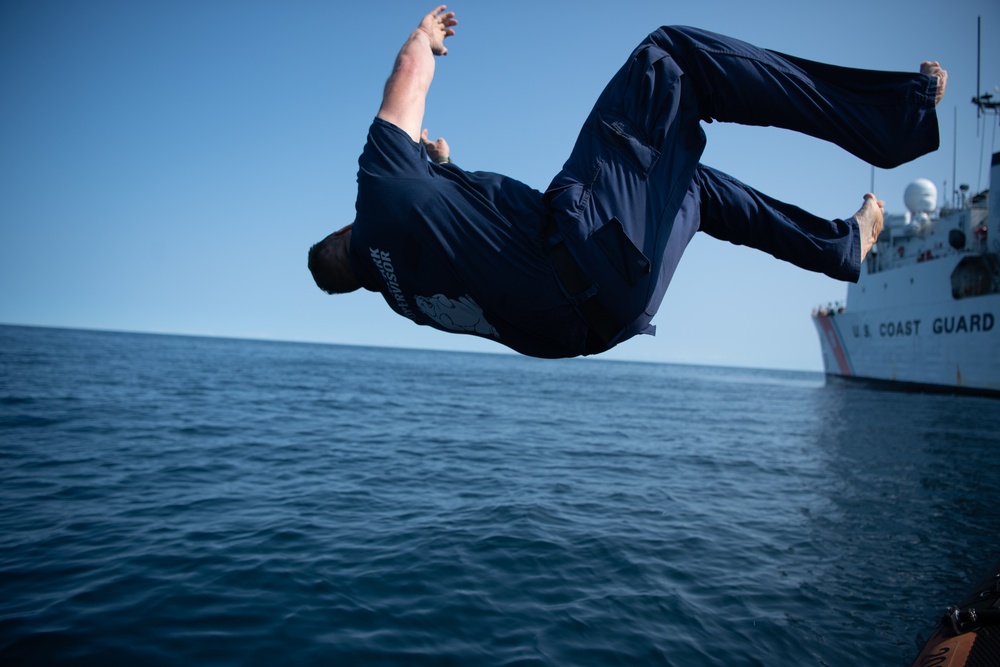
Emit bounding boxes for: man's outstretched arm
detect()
[377,6,457,142]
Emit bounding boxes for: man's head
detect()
[308,224,361,294]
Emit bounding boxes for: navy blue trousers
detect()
[544,26,940,351]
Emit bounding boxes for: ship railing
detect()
[812,301,846,317]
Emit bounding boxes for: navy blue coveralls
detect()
[348,26,940,358]
[545,26,939,352]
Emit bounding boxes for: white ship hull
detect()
[813,151,1000,397]
[813,259,1000,395]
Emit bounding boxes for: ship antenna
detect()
[976,16,981,121]
[952,107,957,207]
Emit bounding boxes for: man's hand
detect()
[421,129,450,163]
[418,6,458,56]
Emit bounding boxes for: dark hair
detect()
[307,232,356,294]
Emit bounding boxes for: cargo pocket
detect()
[544,159,602,219]
[596,111,661,178]
[592,217,650,287]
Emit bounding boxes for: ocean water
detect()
[1,325,997,666]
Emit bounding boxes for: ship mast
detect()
[973,16,1000,119]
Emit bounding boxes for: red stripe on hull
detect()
[816,316,853,376]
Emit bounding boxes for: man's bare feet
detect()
[920,61,947,105]
[855,193,884,263]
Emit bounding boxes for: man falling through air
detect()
[308,6,946,358]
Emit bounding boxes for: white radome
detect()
[904,178,937,214]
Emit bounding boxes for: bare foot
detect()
[855,193,884,262]
[920,61,947,105]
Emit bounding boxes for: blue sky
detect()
[2,0,998,370]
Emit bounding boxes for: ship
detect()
[813,24,1000,398]
[812,149,1000,397]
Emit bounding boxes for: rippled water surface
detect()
[1,325,997,666]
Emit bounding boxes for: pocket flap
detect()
[592,217,650,286]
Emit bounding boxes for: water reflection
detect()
[804,382,1000,653]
